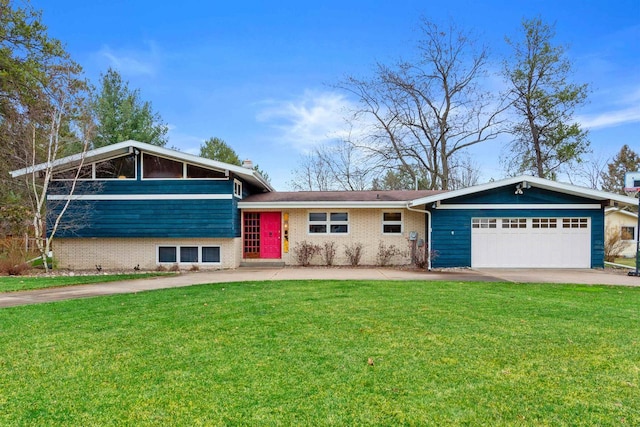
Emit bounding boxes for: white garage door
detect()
[471,217,591,268]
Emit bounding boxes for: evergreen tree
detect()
[92,68,168,148]
[601,145,640,194]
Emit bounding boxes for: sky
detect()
[30,0,640,190]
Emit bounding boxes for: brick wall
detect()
[280,208,426,266]
[53,237,242,271]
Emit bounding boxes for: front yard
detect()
[0,280,638,425]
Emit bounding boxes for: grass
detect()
[0,272,174,292]
[614,257,639,268]
[0,280,638,425]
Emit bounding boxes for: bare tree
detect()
[338,19,507,190]
[26,94,92,272]
[289,138,382,191]
[288,152,332,191]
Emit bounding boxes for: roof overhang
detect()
[238,201,411,209]
[10,140,274,192]
[408,175,639,209]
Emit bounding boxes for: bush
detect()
[376,241,405,266]
[293,241,322,266]
[604,225,632,262]
[322,241,337,266]
[0,239,31,276]
[344,243,364,266]
[169,263,180,272]
[413,244,439,269]
[156,264,168,272]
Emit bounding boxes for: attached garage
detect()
[409,176,638,269]
[470,217,591,268]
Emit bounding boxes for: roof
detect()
[9,140,274,192]
[409,175,640,208]
[605,207,638,219]
[239,190,440,209]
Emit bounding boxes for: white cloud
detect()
[577,86,640,129]
[255,90,356,152]
[95,41,162,77]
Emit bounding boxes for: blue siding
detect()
[443,186,595,205]
[49,179,235,196]
[47,178,251,238]
[428,186,605,269]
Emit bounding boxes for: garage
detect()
[471,217,591,268]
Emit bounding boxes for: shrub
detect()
[376,241,405,266]
[413,244,439,269]
[344,243,364,266]
[189,264,200,271]
[293,241,322,266]
[322,241,337,266]
[604,225,632,262]
[0,240,30,276]
[169,263,180,272]
[156,265,168,272]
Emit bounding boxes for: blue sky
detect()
[33,0,640,190]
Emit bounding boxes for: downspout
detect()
[406,203,433,271]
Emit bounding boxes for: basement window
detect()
[157,245,221,264]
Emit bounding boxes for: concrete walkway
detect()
[0,267,638,309]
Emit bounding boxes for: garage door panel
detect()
[471,218,590,268]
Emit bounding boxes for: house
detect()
[10,141,639,270]
[605,207,639,258]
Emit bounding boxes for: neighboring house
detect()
[605,207,639,258]
[10,141,639,270]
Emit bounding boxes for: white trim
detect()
[409,175,638,208]
[382,211,403,234]
[10,140,274,192]
[157,244,222,265]
[238,201,409,209]
[233,179,243,199]
[47,194,233,201]
[308,211,349,235]
[436,203,601,210]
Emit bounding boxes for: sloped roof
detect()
[10,140,274,192]
[409,175,639,208]
[239,190,441,208]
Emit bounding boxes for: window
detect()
[502,218,527,229]
[180,246,198,263]
[383,212,403,234]
[187,164,226,179]
[234,180,243,198]
[309,212,349,234]
[143,154,183,178]
[562,218,588,229]
[243,212,261,258]
[158,246,177,263]
[157,245,221,264]
[622,226,635,240]
[202,246,221,263]
[52,164,93,180]
[532,218,557,229]
[95,154,136,179]
[472,218,497,229]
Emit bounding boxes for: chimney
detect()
[242,159,253,169]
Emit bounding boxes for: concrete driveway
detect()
[0,267,638,309]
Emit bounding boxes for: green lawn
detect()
[614,257,638,268]
[0,272,173,292]
[0,280,638,425]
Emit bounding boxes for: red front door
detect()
[260,212,281,259]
